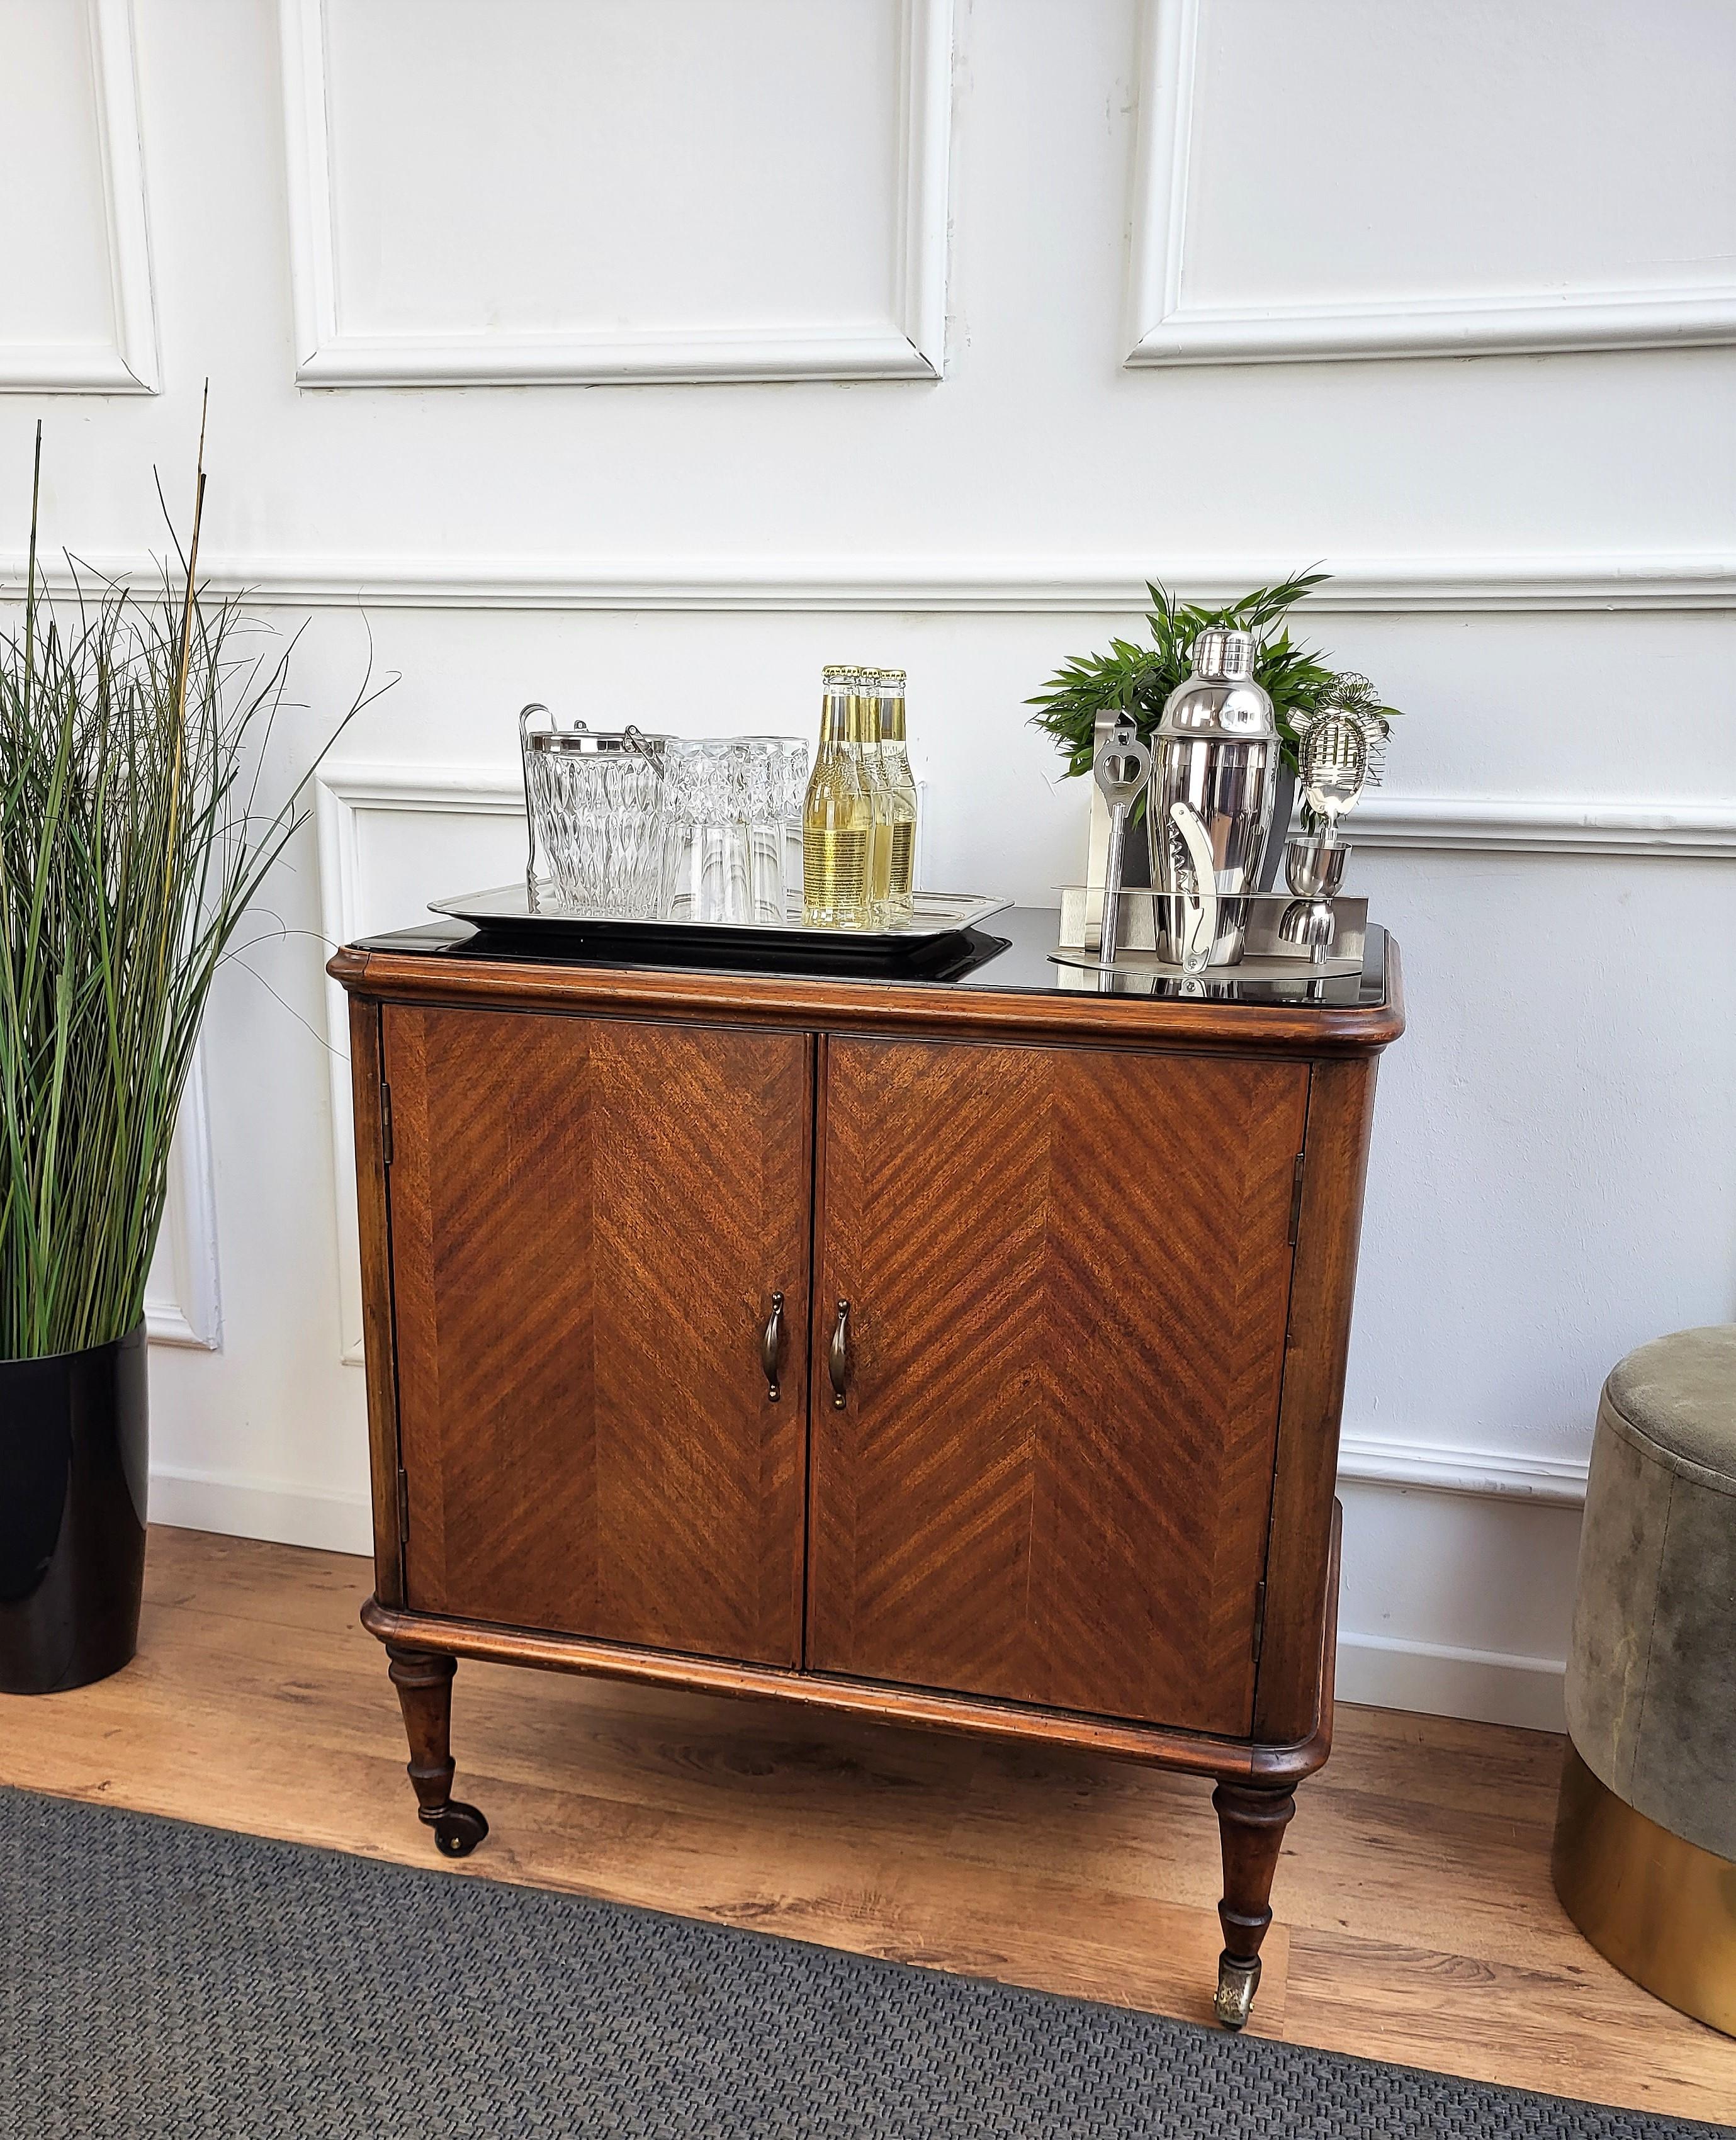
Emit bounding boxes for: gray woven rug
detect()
[1,1786,1725,2139]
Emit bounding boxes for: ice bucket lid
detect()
[519,705,669,760]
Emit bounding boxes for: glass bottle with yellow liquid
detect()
[874,668,918,925]
[852,668,895,925]
[802,665,875,928]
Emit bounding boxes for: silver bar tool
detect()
[1092,718,1151,968]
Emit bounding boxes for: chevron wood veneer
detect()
[332,911,1402,2026]
[809,1039,1307,1737]
[385,1006,811,1667]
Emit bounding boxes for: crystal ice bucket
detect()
[520,706,670,919]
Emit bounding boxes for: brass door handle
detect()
[828,1299,850,1409]
[761,1292,785,1402]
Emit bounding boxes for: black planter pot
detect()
[0,1322,147,1693]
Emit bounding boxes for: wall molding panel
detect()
[314,762,527,1365]
[1351,798,1736,864]
[280,0,953,386]
[144,1047,223,1351]
[1124,0,1736,369]
[11,548,1736,614]
[1,0,159,393]
[1337,1432,1587,1507]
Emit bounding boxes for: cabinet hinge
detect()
[380,1080,393,1166]
[1252,1580,1267,1667]
[1287,1150,1306,1245]
[396,1466,410,1563]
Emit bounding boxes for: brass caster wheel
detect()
[430,1801,489,1858]
[1213,1953,1260,2031]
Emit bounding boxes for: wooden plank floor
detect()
[3,1527,1732,2127]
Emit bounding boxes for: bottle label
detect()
[803,826,870,926]
[889,819,915,896]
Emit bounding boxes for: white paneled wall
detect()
[142,1048,222,1354]
[0,0,158,389]
[1128,0,1736,363]
[281,0,950,381]
[4,0,1734,1729]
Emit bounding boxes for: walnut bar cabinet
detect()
[330,907,1403,2029]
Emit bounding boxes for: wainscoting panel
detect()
[144,1047,222,1353]
[0,0,157,392]
[1126,0,1736,366]
[314,765,527,1364]
[281,0,952,384]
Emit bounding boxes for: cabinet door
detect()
[385,1006,811,1667]
[808,1038,1308,1736]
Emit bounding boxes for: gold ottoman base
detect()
[1553,1742,1736,2037]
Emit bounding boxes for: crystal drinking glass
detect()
[664,740,740,923]
[774,738,809,920]
[735,737,807,925]
[728,736,808,923]
[661,738,806,926]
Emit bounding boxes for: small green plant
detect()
[1027,570,1401,798]
[0,417,378,1360]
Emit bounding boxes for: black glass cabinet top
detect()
[354,905,1389,1011]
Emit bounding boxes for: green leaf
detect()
[1027,568,1404,780]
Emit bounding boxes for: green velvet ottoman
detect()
[1553,1324,1736,2036]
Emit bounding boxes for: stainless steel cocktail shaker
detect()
[1152,627,1280,968]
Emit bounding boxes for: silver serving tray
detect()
[429,882,1012,950]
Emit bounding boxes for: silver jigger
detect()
[1284,835,1350,900]
[1281,836,1350,964]
[1279,898,1337,961]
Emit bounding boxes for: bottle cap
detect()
[1191,628,1256,682]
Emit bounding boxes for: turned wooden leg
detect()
[385,1643,489,1859]
[1211,1779,1296,2029]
